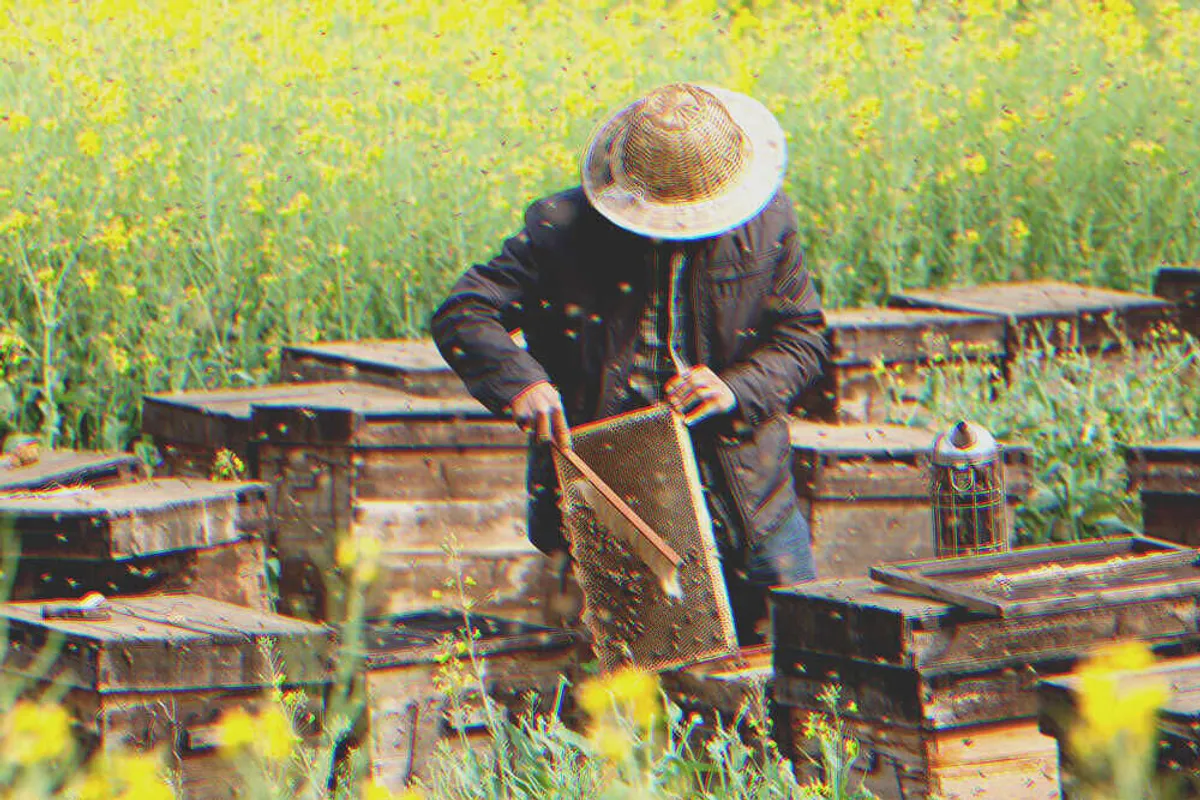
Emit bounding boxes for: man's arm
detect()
[431,202,550,403]
[717,205,829,428]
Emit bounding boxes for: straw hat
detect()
[581,82,787,241]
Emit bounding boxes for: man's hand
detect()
[509,380,572,450]
[665,366,737,426]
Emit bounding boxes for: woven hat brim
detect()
[581,85,787,241]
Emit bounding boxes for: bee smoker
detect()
[930,420,1009,558]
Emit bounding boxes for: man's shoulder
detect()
[525,186,596,232]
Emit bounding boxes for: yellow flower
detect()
[578,665,662,730]
[6,111,30,132]
[591,720,633,762]
[3,700,73,764]
[278,190,312,217]
[1069,641,1166,759]
[1034,148,1056,165]
[963,152,988,175]
[257,705,297,761]
[364,780,426,800]
[76,128,102,156]
[1009,217,1030,240]
[217,707,257,753]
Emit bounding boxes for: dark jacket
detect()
[430,186,828,555]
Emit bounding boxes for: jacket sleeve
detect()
[717,203,829,427]
[430,203,553,417]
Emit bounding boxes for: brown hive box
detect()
[141,382,358,479]
[1154,266,1200,339]
[277,339,467,398]
[770,538,1200,800]
[789,421,1033,580]
[2,477,273,612]
[248,382,575,625]
[0,449,148,492]
[889,280,1176,362]
[1125,437,1200,547]
[0,594,333,800]
[354,610,578,790]
[800,308,1005,424]
[659,645,774,745]
[1039,651,1200,797]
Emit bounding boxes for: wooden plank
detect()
[0,450,146,492]
[869,536,1198,616]
[142,382,343,448]
[660,645,772,722]
[822,308,1006,367]
[771,576,1200,674]
[278,339,467,398]
[1154,265,1200,338]
[351,496,529,551]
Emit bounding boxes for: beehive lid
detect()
[0,477,267,559]
[790,420,937,457]
[870,536,1200,617]
[0,450,145,493]
[249,382,520,447]
[890,280,1171,319]
[142,382,350,448]
[0,594,332,692]
[660,645,773,719]
[363,609,576,669]
[281,339,451,376]
[823,308,1005,365]
[554,404,738,672]
[1124,437,1200,461]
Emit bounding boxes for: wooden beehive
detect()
[1154,266,1200,339]
[659,645,774,746]
[248,382,572,625]
[789,421,1033,579]
[800,308,1006,424]
[1125,437,1200,547]
[0,594,333,800]
[356,610,578,790]
[277,339,467,398]
[142,382,350,478]
[0,449,148,492]
[1038,652,1200,798]
[770,537,1200,799]
[1,477,273,611]
[889,280,1176,362]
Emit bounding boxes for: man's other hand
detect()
[665,366,737,426]
[509,381,572,449]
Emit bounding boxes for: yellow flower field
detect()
[1,0,1199,448]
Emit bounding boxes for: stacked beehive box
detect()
[1124,437,1200,547]
[770,536,1200,799]
[143,347,580,629]
[1154,266,1200,339]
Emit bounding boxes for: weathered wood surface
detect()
[359,611,578,789]
[789,420,1034,501]
[889,279,1175,355]
[771,576,1200,674]
[1155,266,1200,338]
[1124,437,1200,494]
[351,497,528,551]
[0,478,271,559]
[801,309,1005,424]
[12,536,272,612]
[660,645,772,721]
[778,707,1061,800]
[1140,492,1200,548]
[0,450,147,492]
[278,339,467,398]
[1,594,332,692]
[802,498,936,580]
[868,536,1198,617]
[555,404,738,672]
[774,648,1074,730]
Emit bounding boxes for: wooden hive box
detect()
[1125,437,1200,547]
[770,538,1200,799]
[659,645,774,748]
[1154,266,1200,339]
[889,280,1176,364]
[789,421,1033,579]
[1038,652,1200,798]
[800,308,1006,424]
[0,449,148,492]
[355,609,578,790]
[0,593,333,800]
[277,339,467,398]
[248,382,572,625]
[2,477,273,612]
[142,382,353,479]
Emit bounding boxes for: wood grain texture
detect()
[0,450,147,492]
[277,339,467,398]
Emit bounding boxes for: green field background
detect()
[1,0,1198,453]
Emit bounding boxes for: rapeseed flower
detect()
[2,700,73,765]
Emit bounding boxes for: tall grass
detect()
[1,0,1200,448]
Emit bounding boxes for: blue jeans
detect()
[719,509,817,646]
